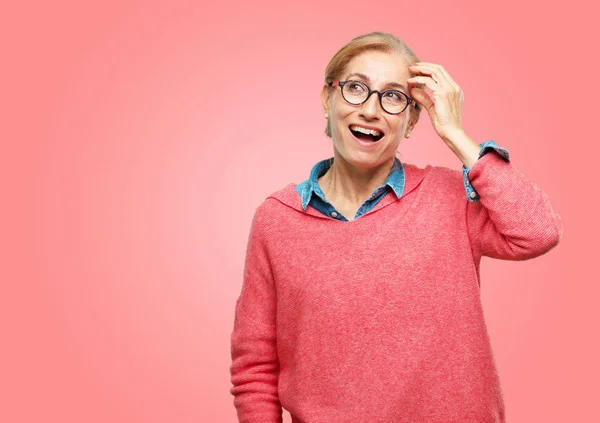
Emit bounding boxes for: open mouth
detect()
[349,126,384,142]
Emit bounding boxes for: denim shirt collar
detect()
[299,156,405,210]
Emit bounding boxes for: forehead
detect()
[344,50,410,85]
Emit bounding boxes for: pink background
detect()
[2,0,598,421]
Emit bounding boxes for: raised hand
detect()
[407,62,465,142]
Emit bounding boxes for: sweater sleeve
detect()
[465,151,563,261]
[462,140,511,202]
[230,204,283,423]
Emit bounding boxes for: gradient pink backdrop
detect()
[2,0,598,422]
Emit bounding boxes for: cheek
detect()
[392,118,408,133]
[332,122,349,141]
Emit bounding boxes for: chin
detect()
[338,147,385,168]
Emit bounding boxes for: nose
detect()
[360,91,382,118]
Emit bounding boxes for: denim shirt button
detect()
[331,211,338,218]
[469,191,477,199]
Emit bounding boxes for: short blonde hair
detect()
[323,31,424,138]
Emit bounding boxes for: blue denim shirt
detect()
[295,140,510,221]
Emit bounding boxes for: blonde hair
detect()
[323,31,424,140]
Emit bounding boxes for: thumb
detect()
[410,87,434,115]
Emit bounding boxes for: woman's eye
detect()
[384,91,407,104]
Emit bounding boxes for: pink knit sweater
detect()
[229,152,562,423]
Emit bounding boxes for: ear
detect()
[405,107,420,136]
[321,85,331,115]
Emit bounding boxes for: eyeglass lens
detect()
[342,81,408,114]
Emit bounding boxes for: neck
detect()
[318,153,395,206]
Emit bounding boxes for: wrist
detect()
[440,126,467,145]
[441,128,480,168]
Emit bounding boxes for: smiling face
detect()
[321,50,417,169]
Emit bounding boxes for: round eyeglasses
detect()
[327,79,413,115]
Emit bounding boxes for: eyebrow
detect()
[346,72,407,91]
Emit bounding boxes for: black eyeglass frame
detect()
[326,79,413,115]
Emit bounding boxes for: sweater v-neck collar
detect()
[268,162,430,220]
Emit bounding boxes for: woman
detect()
[229,31,562,423]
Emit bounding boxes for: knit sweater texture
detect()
[229,152,562,423]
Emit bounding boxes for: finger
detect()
[407,76,438,92]
[408,64,443,85]
[410,62,457,88]
[409,87,434,112]
[412,62,458,90]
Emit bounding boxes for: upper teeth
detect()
[350,125,381,137]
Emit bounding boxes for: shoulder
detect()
[245,183,301,247]
[413,162,465,199]
[251,183,299,224]
[426,163,462,182]
[399,161,461,196]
